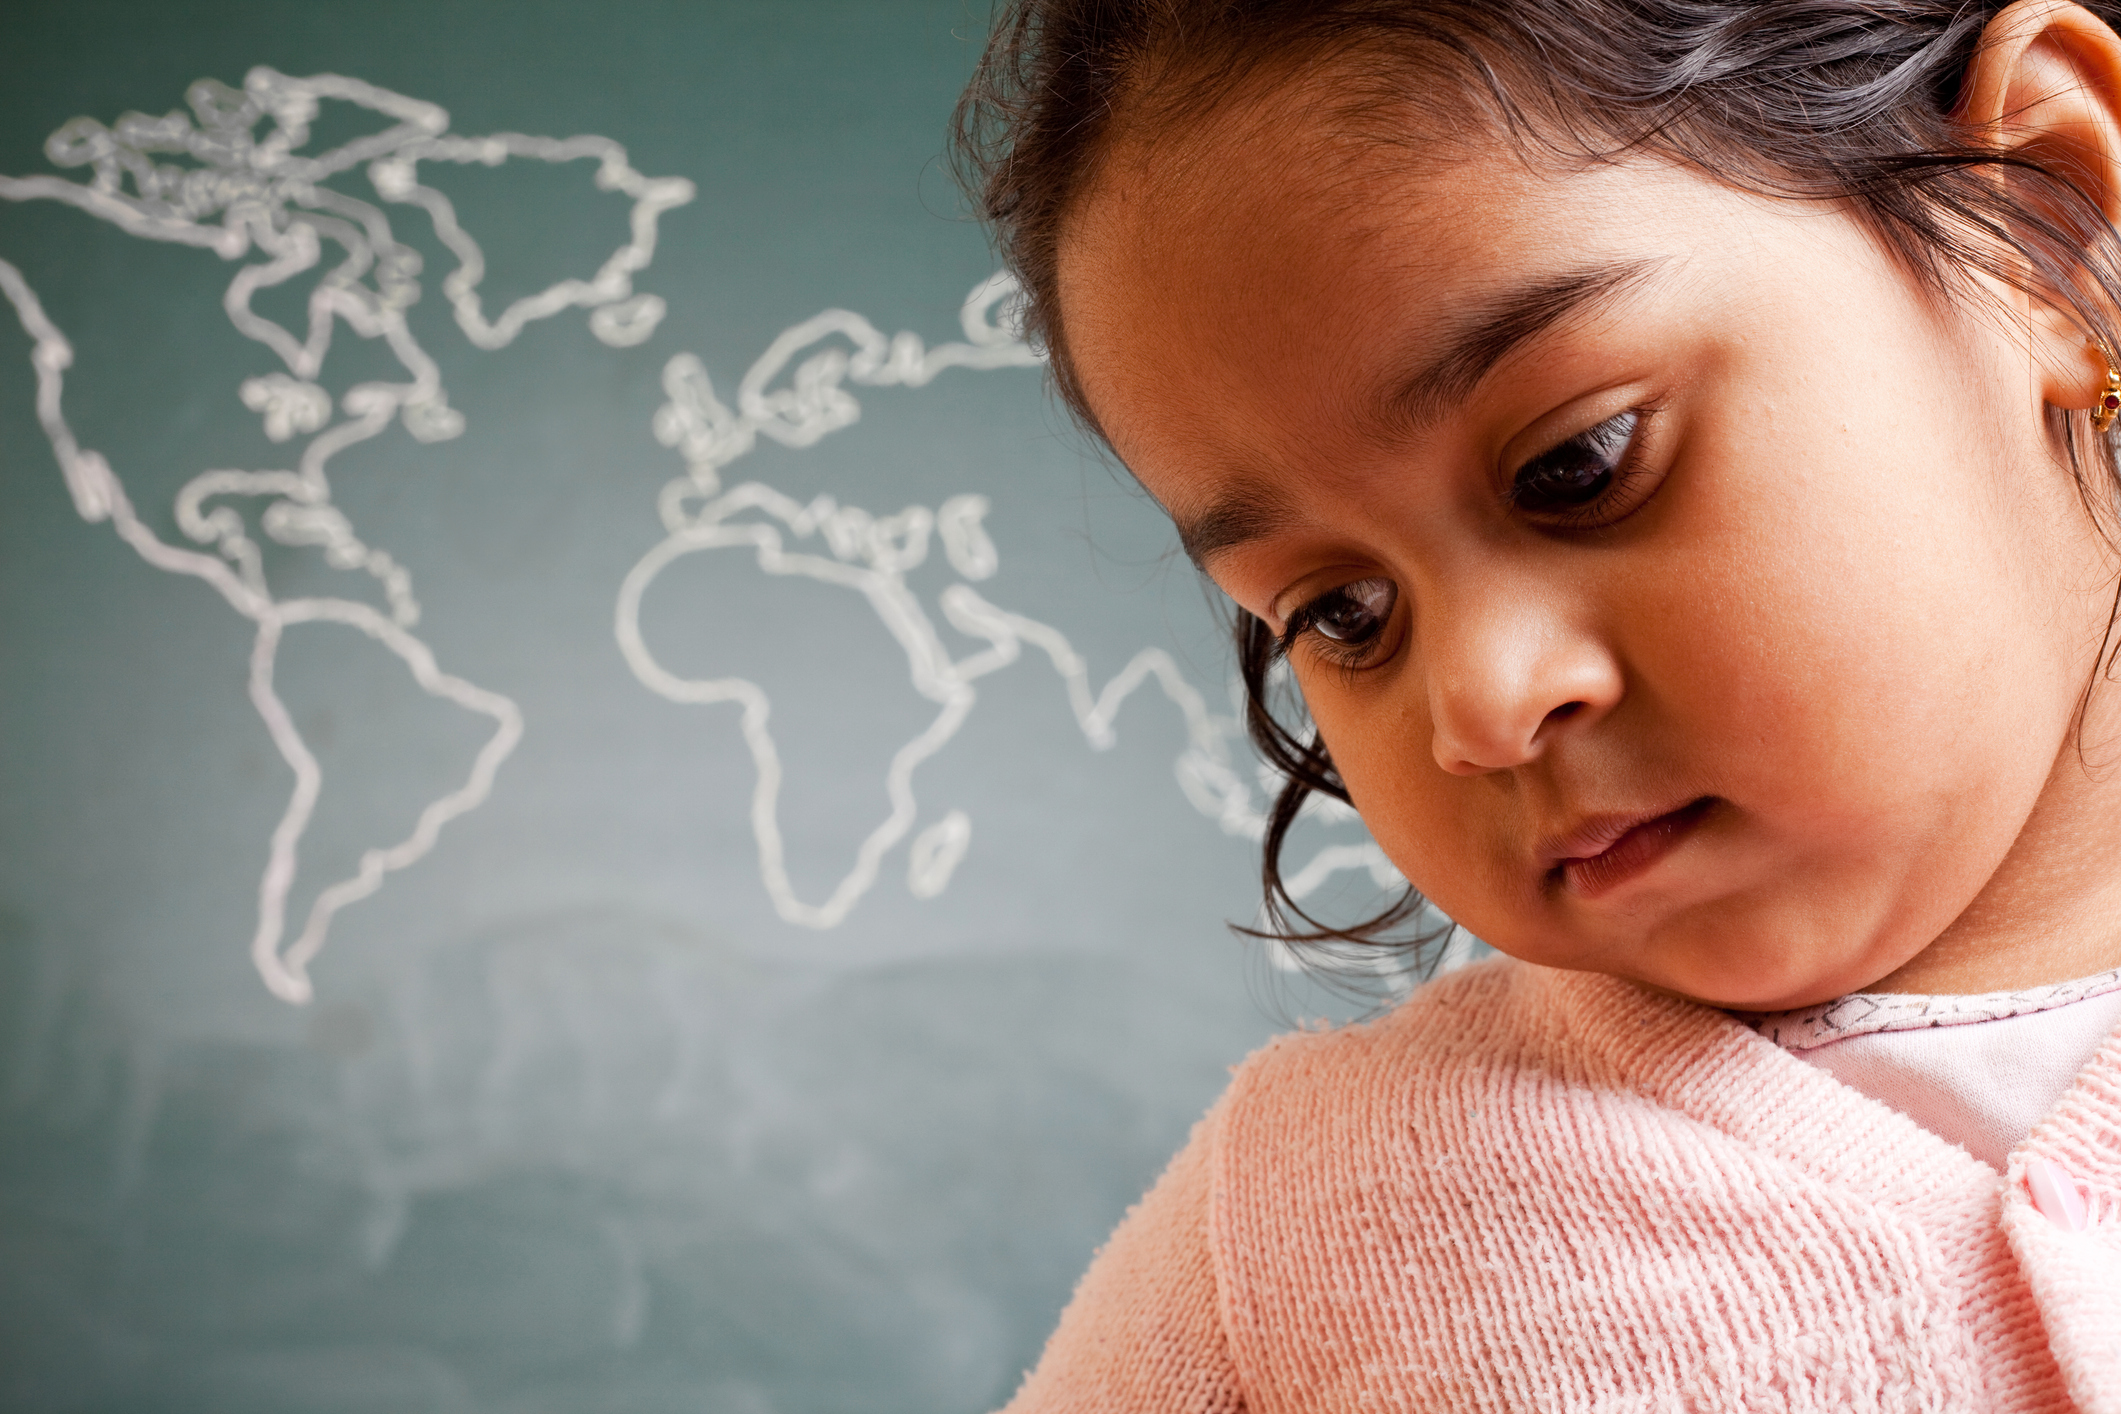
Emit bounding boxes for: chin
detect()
[1617,910,1895,1014]
[1669,976,1839,1013]
[1476,892,1891,1012]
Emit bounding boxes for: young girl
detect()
[956,0,2121,1407]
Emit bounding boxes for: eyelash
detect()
[1278,577,1398,671]
[1504,407,1652,529]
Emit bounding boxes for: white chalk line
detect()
[3,64,1399,977]
[620,275,1401,929]
[1,67,693,1001]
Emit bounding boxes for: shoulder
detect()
[1218,955,1574,1113]
[1220,954,1818,1122]
[1206,955,1891,1198]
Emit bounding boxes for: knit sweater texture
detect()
[1000,958,2121,1412]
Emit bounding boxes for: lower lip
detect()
[1560,798,1717,899]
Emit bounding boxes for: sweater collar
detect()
[1520,964,2004,1214]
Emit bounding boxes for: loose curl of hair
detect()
[951,0,2121,967]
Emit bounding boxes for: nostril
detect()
[1543,701,1587,726]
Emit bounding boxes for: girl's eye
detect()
[1283,577,1397,662]
[1509,410,1642,519]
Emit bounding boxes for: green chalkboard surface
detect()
[0,4,1414,1410]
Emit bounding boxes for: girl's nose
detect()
[1424,593,1623,776]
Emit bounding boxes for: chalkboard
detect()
[0,5,1419,1411]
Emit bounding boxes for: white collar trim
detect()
[1741,966,2121,1052]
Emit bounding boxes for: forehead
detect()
[1053,84,1697,513]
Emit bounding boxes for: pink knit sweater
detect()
[1001,959,2121,1412]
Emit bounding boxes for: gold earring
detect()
[2096,354,2121,435]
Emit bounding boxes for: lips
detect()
[1545,797,1717,899]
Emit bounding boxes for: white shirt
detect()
[1747,968,2121,1172]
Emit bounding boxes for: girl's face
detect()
[1059,91,2121,1010]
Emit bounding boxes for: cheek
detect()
[1617,420,2090,988]
[1306,693,1529,923]
[1667,423,2076,793]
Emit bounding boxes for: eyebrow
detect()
[1172,257,1661,567]
[1172,485,1301,570]
[1394,257,1661,427]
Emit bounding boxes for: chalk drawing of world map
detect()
[0,67,1402,1004]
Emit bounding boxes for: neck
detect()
[1877,709,2121,995]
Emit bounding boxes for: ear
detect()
[1961,0,2121,408]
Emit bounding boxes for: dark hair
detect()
[953,0,2121,965]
